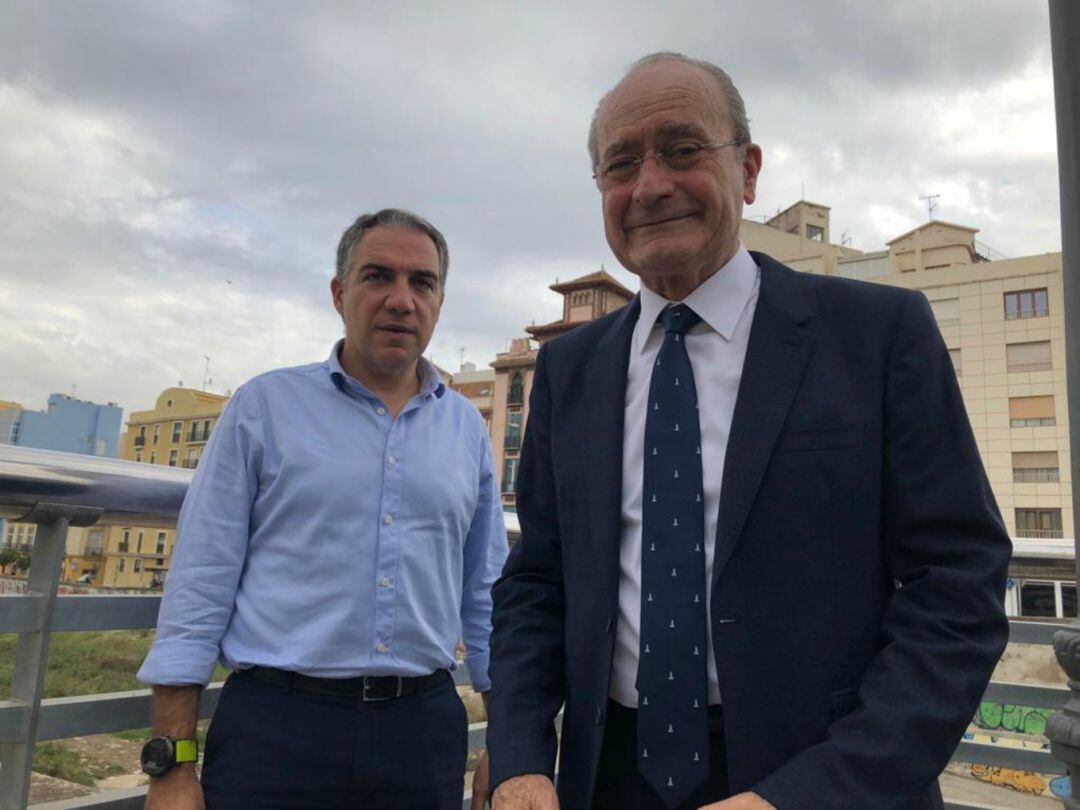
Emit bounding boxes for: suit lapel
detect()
[584,297,640,601]
[712,256,816,589]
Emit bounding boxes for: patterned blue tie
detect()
[637,303,709,808]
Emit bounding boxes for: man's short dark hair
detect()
[335,209,450,289]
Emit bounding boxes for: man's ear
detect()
[331,276,345,317]
[742,143,763,204]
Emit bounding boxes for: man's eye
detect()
[605,156,640,173]
[666,143,702,159]
[413,277,436,290]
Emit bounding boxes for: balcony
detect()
[132,436,145,448]
[503,434,521,451]
[186,429,209,444]
[1014,468,1061,483]
[0,443,1072,809]
[1017,528,1066,539]
[181,459,199,469]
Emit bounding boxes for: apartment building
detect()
[100,386,229,588]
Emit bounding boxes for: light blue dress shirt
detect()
[138,342,508,691]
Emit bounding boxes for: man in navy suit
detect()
[486,52,1010,810]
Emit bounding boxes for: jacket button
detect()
[596,705,604,726]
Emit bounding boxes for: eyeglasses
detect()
[593,139,744,189]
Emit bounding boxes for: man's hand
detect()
[491,773,559,809]
[144,764,204,809]
[699,792,776,810]
[470,750,491,810]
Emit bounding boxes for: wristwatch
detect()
[140,736,199,777]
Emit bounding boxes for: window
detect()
[135,453,142,463]
[806,224,824,242]
[1009,396,1055,428]
[135,426,146,448]
[118,558,126,574]
[1020,581,1056,617]
[169,449,178,467]
[137,531,144,553]
[149,451,156,464]
[1013,452,1059,483]
[508,373,524,406]
[134,559,143,574]
[156,532,167,555]
[172,421,182,442]
[85,529,105,556]
[203,419,212,440]
[1004,288,1049,320]
[505,412,522,451]
[1018,580,1077,619]
[1006,341,1052,373]
[1016,508,1063,539]
[1065,585,1079,619]
[948,349,961,377]
[502,458,519,494]
[928,298,959,322]
[152,424,160,445]
[119,529,131,553]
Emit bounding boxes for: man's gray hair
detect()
[587,52,752,170]
[335,208,450,289]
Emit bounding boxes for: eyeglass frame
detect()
[592,138,746,189]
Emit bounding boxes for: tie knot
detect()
[659,304,702,336]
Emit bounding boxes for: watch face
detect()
[140,738,174,777]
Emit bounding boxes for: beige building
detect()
[450,362,496,435]
[486,202,1071,616]
[99,387,229,588]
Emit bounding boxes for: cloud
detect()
[0,0,1061,419]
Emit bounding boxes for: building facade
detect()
[449,362,495,436]
[490,270,634,505]
[99,387,229,588]
[14,393,122,457]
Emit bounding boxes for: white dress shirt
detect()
[610,245,760,708]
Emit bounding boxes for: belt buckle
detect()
[362,676,403,702]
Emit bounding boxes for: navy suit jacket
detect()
[487,252,1010,810]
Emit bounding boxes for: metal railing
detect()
[0,444,1072,810]
[1014,467,1062,483]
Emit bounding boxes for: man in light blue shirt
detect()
[138,209,508,810]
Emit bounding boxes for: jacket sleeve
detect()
[754,291,1011,809]
[487,345,568,790]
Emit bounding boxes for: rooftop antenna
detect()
[459,346,466,370]
[918,193,940,221]
[202,356,212,391]
[841,230,853,248]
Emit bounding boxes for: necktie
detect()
[637,303,709,808]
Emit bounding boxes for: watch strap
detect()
[174,739,198,763]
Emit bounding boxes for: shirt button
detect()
[388,455,397,465]
[380,576,391,587]
[376,407,386,416]
[376,642,388,653]
[384,514,393,525]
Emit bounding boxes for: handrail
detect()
[0,445,189,528]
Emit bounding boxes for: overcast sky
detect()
[0,1,1061,421]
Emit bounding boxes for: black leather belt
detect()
[245,666,450,701]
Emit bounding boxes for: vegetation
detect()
[32,743,123,786]
[0,630,229,700]
[0,549,30,573]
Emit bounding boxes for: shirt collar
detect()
[633,242,759,353]
[326,339,446,399]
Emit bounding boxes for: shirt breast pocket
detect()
[773,421,864,455]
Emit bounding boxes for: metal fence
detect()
[0,445,1072,809]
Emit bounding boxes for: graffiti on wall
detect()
[976,701,1053,736]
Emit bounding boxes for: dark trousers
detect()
[592,700,729,810]
[201,669,467,810]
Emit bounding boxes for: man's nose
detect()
[384,278,416,312]
[632,154,675,207]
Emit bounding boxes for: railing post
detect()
[0,503,101,810]
[1045,0,1080,803]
